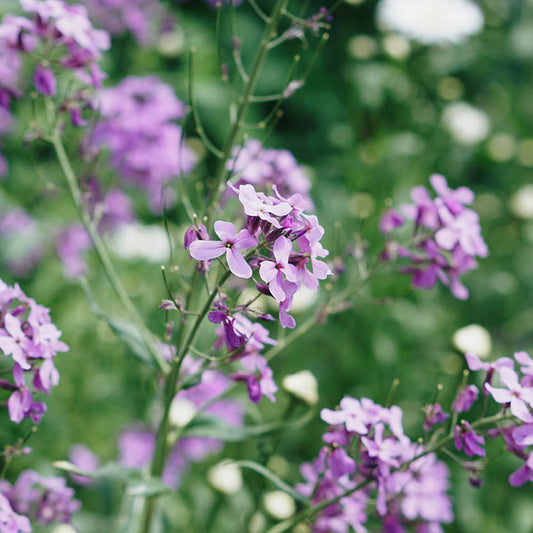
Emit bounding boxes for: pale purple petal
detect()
[214,220,236,241]
[189,240,226,261]
[226,248,252,279]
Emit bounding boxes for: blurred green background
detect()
[2,0,533,531]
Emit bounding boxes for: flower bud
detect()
[169,398,197,428]
[207,461,242,494]
[282,370,318,406]
[263,490,296,520]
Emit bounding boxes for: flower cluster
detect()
[296,397,453,532]
[380,174,488,299]
[417,351,533,488]
[0,0,109,175]
[210,307,278,403]
[460,351,533,486]
[118,354,244,489]
[81,0,162,46]
[0,493,30,533]
[227,140,313,208]
[0,470,80,527]
[0,279,68,423]
[89,76,197,212]
[0,0,110,116]
[0,207,44,277]
[188,183,331,329]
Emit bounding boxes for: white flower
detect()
[169,398,197,428]
[452,324,492,359]
[441,102,490,145]
[510,185,533,220]
[376,0,484,45]
[207,461,242,494]
[110,223,170,262]
[263,491,296,520]
[51,526,77,533]
[282,370,318,405]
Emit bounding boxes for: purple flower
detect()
[69,445,99,485]
[0,279,69,424]
[231,354,277,403]
[0,493,31,533]
[8,364,47,424]
[189,221,257,279]
[321,397,371,435]
[454,421,486,457]
[0,314,31,370]
[452,385,479,413]
[379,208,404,234]
[236,184,292,228]
[118,429,155,469]
[509,451,533,487]
[485,367,533,422]
[2,470,80,525]
[430,174,474,215]
[423,403,450,431]
[327,447,356,478]
[382,175,488,300]
[227,140,312,204]
[56,224,92,278]
[259,236,299,301]
[80,0,162,46]
[90,76,196,212]
[208,302,247,349]
[33,63,56,96]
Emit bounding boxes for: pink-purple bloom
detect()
[380,174,488,299]
[0,470,80,526]
[227,139,312,207]
[485,367,533,422]
[0,279,68,424]
[89,76,196,212]
[189,221,257,279]
[454,421,486,457]
[298,396,453,532]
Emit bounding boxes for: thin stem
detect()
[189,48,224,159]
[50,134,166,373]
[207,0,290,215]
[138,268,232,533]
[248,0,270,22]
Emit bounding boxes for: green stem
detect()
[138,267,232,533]
[51,134,166,373]
[207,0,290,215]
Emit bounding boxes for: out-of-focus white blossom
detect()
[207,461,242,494]
[282,370,319,405]
[263,491,296,520]
[441,102,490,145]
[169,398,197,428]
[510,185,533,220]
[453,324,492,359]
[487,133,516,162]
[376,0,484,45]
[111,223,170,262]
[382,34,411,59]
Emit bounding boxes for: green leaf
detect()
[53,461,171,497]
[78,280,156,367]
[233,461,308,503]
